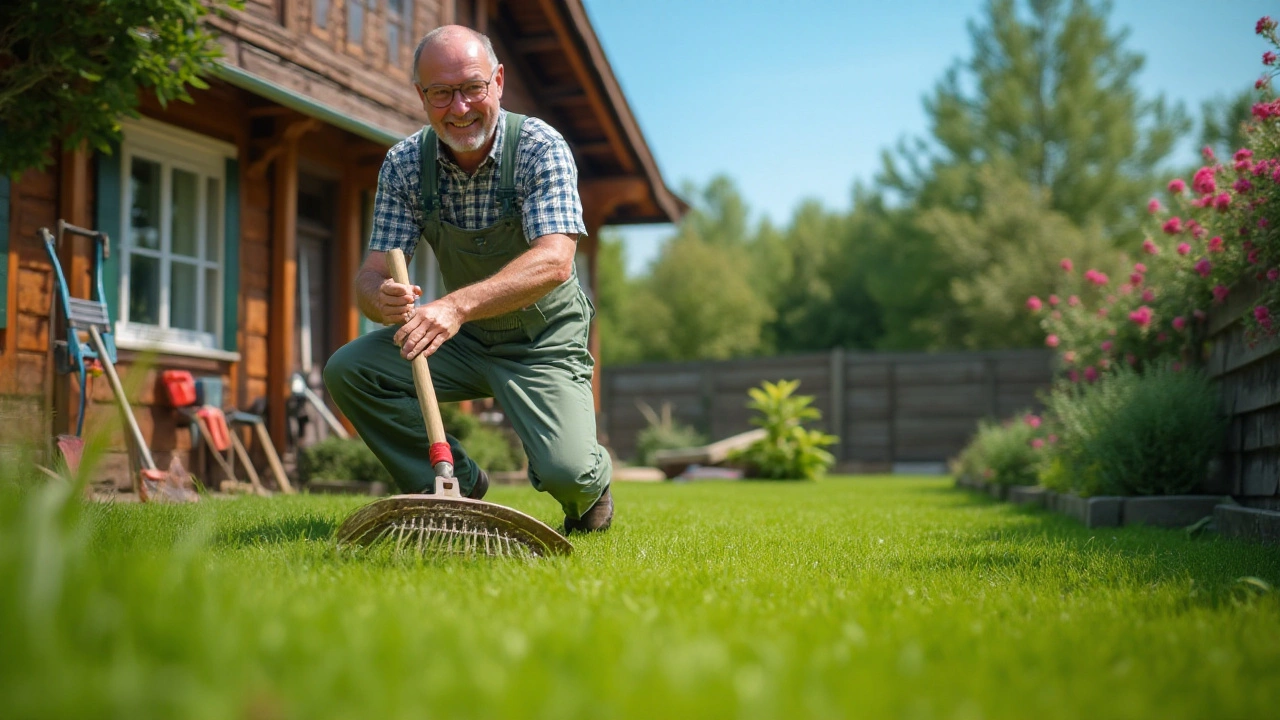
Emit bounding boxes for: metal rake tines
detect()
[372,513,536,558]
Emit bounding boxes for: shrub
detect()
[953,412,1047,486]
[297,437,391,485]
[1042,362,1225,496]
[729,379,836,481]
[633,401,705,467]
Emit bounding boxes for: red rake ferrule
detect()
[429,442,453,467]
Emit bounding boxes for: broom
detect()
[334,249,572,558]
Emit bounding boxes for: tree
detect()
[593,230,645,366]
[882,0,1189,241]
[0,0,238,177]
[1199,87,1264,163]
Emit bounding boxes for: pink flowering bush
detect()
[952,411,1050,487]
[1029,17,1280,378]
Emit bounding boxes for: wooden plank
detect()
[895,384,986,414]
[267,142,299,453]
[608,371,703,395]
[1219,359,1280,415]
[893,360,986,385]
[1236,448,1280,496]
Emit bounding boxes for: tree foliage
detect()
[0,0,239,177]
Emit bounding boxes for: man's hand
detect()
[394,297,465,360]
[374,278,422,326]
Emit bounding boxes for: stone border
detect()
[1215,505,1280,543]
[956,477,1231,530]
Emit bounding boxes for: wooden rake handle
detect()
[386,249,457,488]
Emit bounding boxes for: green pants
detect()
[323,307,611,520]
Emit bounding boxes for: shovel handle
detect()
[386,249,454,474]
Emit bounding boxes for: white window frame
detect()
[117,118,236,356]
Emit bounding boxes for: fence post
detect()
[887,360,897,465]
[984,355,999,419]
[829,348,845,462]
[699,361,715,439]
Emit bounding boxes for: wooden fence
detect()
[1206,279,1280,508]
[601,349,1056,468]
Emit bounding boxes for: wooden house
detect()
[0,0,682,488]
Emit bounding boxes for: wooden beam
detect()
[333,164,362,439]
[248,117,322,178]
[572,140,612,155]
[514,34,561,54]
[541,85,587,104]
[268,142,299,455]
[535,0,635,173]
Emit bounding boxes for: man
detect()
[323,25,613,533]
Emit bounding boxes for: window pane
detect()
[205,177,221,262]
[204,267,219,337]
[129,158,161,251]
[349,0,364,43]
[170,261,199,331]
[129,254,161,325]
[171,169,198,258]
[314,0,330,28]
[387,23,400,63]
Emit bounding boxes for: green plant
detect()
[297,437,392,485]
[729,379,836,480]
[0,0,243,177]
[953,412,1047,486]
[1043,362,1225,496]
[633,401,705,466]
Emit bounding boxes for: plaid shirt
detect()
[368,110,586,255]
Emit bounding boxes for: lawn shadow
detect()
[219,516,337,547]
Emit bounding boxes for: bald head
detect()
[412,25,499,85]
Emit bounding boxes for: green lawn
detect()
[2,476,1278,720]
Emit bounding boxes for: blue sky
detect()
[578,0,1278,275]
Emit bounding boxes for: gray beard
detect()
[435,113,498,154]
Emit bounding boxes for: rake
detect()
[334,249,572,558]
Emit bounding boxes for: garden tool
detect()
[334,249,572,558]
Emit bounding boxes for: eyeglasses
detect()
[419,68,498,108]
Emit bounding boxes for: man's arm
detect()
[392,233,576,360]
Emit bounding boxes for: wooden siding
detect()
[602,349,1056,467]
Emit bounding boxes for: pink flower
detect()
[1048,434,1059,444]
[1126,353,1137,367]
[1173,316,1187,331]
[1213,285,1230,303]
[1192,166,1217,195]
[1084,366,1099,383]
[1260,217,1270,229]
[1208,236,1224,253]
[1177,242,1191,256]
[1162,217,1183,234]
[1026,296,1044,311]
[1119,283,1133,296]
[1128,306,1154,327]
[1100,341,1113,352]
[1256,305,1273,329]
[1142,238,1160,255]
[1188,220,1206,239]
[1266,51,1278,65]
[1133,262,1147,274]
[1068,370,1080,383]
[1097,307,1109,318]
[1030,438,1045,450]
[1253,100,1280,120]
[1045,334,1060,348]
[1194,309,1207,322]
[1142,288,1155,302]
[1025,414,1042,428]
[1063,350,1077,364]
[1051,310,1062,320]
[1258,77,1270,90]
[1130,272,1143,286]
[1214,193,1232,211]
[1248,249,1261,265]
[1194,258,1213,277]
[1268,268,1280,282]
[1167,178,1186,193]
[1060,258,1074,273]
[1068,295,1080,307]
[1084,269,1109,286]
[1157,332,1169,343]
[1234,178,1254,193]
[1235,148,1254,163]
[1148,198,1162,214]
[1202,146,1217,162]
[1258,16,1276,34]
[1048,294,1060,307]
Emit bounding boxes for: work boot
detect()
[563,487,613,535]
[467,468,489,500]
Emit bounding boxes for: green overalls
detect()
[324,113,611,520]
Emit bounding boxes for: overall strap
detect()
[497,112,525,217]
[418,126,441,219]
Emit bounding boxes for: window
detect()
[313,0,330,29]
[118,120,234,351]
[386,0,413,65]
[348,0,370,48]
